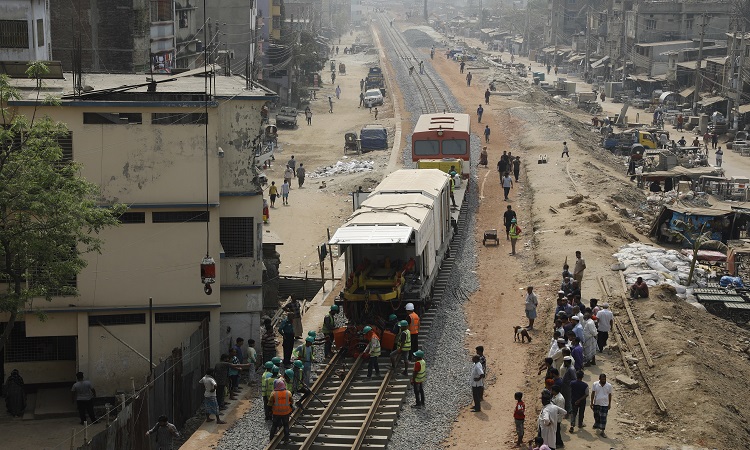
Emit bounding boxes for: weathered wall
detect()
[218,97,266,193]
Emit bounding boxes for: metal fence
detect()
[77,319,210,450]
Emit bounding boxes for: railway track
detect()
[376,15,452,115]
[265,19,473,450]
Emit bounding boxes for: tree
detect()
[0,63,125,352]
[671,220,728,285]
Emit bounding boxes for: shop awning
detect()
[739,104,750,114]
[679,86,695,98]
[699,96,726,106]
[590,56,610,69]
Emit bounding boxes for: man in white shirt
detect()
[595,303,614,352]
[470,355,485,412]
[573,251,586,287]
[550,385,567,448]
[538,392,566,449]
[583,313,598,366]
[591,373,613,438]
[525,286,539,329]
[199,369,226,424]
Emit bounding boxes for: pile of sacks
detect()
[612,243,708,306]
[309,160,375,178]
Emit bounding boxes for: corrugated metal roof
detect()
[329,225,413,244]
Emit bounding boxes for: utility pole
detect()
[553,0,558,69]
[584,7,591,81]
[736,22,747,130]
[621,9,627,83]
[692,14,707,115]
[524,7,530,57]
[726,16,737,120]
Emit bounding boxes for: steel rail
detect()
[351,370,393,449]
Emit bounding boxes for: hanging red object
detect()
[201,256,216,295]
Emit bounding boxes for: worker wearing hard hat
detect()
[361,326,381,378]
[390,320,412,376]
[322,305,340,358]
[385,313,400,336]
[293,336,318,386]
[267,378,293,443]
[291,360,312,405]
[261,362,277,421]
[405,303,420,361]
[410,350,426,408]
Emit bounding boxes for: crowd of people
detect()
[512,256,616,449]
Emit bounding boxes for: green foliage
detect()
[671,220,728,285]
[0,63,125,351]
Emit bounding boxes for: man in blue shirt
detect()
[279,312,296,365]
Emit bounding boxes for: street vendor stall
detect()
[649,205,735,244]
[637,165,724,190]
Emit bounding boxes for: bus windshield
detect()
[414,140,440,156]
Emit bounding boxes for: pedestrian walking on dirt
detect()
[72,372,97,425]
[591,374,612,438]
[502,172,513,201]
[503,205,516,240]
[512,156,521,181]
[287,155,297,176]
[712,132,718,149]
[199,369,226,424]
[278,312,295,365]
[466,71,473,86]
[600,91,605,102]
[513,392,526,446]
[328,96,333,113]
[374,107,379,120]
[284,167,293,188]
[569,371,588,432]
[359,91,364,107]
[335,85,341,99]
[595,302,613,352]
[460,61,465,73]
[525,286,538,329]
[573,251,586,286]
[360,79,365,91]
[561,141,570,158]
[305,107,312,125]
[509,218,520,255]
[715,147,723,167]
[484,125,491,143]
[331,72,336,84]
[297,164,306,188]
[477,104,484,123]
[470,355,485,412]
[538,391,565,448]
[485,88,491,104]
[281,180,290,205]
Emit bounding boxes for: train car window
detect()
[413,140,440,155]
[442,139,468,155]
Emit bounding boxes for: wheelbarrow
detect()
[483,229,499,246]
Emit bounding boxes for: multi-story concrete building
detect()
[5,69,276,393]
[196,0,260,76]
[49,0,201,73]
[626,1,733,45]
[0,0,52,61]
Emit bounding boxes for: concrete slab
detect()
[34,388,78,419]
[616,374,640,389]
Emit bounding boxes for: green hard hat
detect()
[389,314,398,321]
[330,305,340,312]
[272,366,279,374]
[413,350,425,358]
[285,369,294,379]
[308,330,317,337]
[264,361,274,369]
[305,336,315,343]
[362,325,373,334]
[294,360,304,368]
[272,357,282,365]
[399,320,408,327]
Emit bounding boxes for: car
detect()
[363,89,384,108]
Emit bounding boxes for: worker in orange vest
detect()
[406,303,420,361]
[267,379,293,443]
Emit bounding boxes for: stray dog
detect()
[513,326,532,343]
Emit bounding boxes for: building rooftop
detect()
[8,65,277,104]
[636,40,694,47]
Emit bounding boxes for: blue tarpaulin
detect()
[360,125,388,151]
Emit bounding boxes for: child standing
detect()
[514,392,526,446]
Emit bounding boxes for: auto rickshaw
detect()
[344,132,360,154]
[265,124,278,145]
[339,63,346,74]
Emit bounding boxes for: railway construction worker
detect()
[405,303,420,360]
[291,360,312,405]
[386,314,400,336]
[322,305,340,358]
[283,369,295,393]
[411,350,426,408]
[261,362,275,420]
[361,326,381,378]
[293,336,317,386]
[268,379,293,443]
[390,320,411,376]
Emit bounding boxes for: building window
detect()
[152,112,208,125]
[152,211,210,223]
[83,112,143,124]
[179,11,189,28]
[155,311,210,323]
[3,322,76,362]
[89,314,146,326]
[685,19,693,30]
[117,212,146,224]
[220,217,254,257]
[0,20,29,49]
[151,0,173,22]
[646,19,657,30]
[36,19,44,47]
